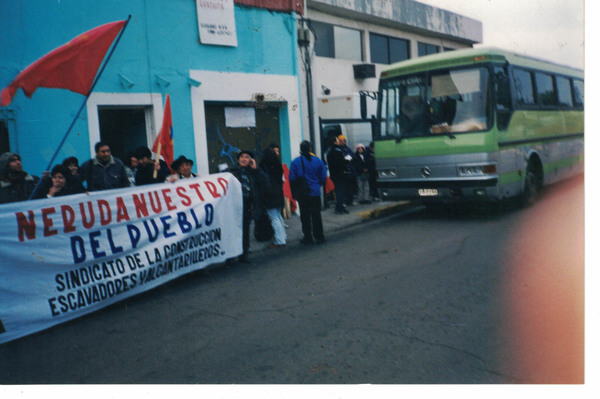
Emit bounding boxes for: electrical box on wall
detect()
[353,63,376,79]
[297,28,310,46]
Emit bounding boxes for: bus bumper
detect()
[377,177,501,203]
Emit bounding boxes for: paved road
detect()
[0,176,584,384]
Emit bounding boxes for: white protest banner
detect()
[0,173,242,344]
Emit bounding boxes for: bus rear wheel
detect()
[521,162,542,207]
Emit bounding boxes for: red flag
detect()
[282,164,297,213]
[152,94,174,173]
[1,20,126,107]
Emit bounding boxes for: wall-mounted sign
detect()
[225,107,256,128]
[196,0,238,47]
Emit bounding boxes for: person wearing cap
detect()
[289,141,328,244]
[228,150,268,262]
[0,152,40,204]
[167,155,197,182]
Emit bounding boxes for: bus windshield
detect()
[378,66,491,140]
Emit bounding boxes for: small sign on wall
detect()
[225,107,256,128]
[196,0,238,47]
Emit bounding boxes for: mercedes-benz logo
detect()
[421,166,431,178]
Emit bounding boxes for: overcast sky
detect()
[416,0,585,70]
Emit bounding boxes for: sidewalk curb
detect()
[322,200,414,237]
[356,201,413,220]
[246,200,416,258]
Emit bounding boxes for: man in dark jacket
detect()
[352,143,371,204]
[338,135,356,206]
[260,144,287,247]
[290,141,328,244]
[0,152,40,204]
[134,146,171,186]
[366,141,379,201]
[326,136,349,214]
[229,150,268,262]
[79,142,130,191]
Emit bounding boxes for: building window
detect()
[0,119,9,154]
[311,20,362,61]
[370,33,410,64]
[98,106,152,161]
[312,21,334,58]
[418,42,439,57]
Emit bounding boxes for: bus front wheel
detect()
[521,161,543,207]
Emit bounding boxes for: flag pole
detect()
[29,15,132,199]
[153,143,161,179]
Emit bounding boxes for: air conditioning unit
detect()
[353,63,376,79]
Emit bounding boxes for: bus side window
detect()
[512,68,535,107]
[495,66,512,130]
[572,79,584,109]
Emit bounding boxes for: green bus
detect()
[375,47,584,205]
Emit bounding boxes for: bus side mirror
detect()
[497,109,512,131]
[496,73,512,110]
[495,71,512,131]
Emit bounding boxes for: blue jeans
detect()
[266,207,287,245]
[332,177,346,212]
[356,174,369,202]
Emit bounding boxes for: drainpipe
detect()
[304,48,315,147]
[298,17,316,148]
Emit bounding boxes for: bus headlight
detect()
[378,168,398,178]
[457,164,496,177]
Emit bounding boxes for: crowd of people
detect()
[325,135,378,214]
[0,141,201,205]
[0,134,378,263]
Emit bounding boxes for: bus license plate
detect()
[418,188,438,197]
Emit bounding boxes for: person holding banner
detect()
[0,152,40,204]
[61,156,86,193]
[166,155,197,182]
[229,150,268,263]
[31,164,72,199]
[123,151,138,186]
[134,146,171,186]
[79,142,129,191]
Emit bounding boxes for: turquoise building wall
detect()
[0,0,298,175]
